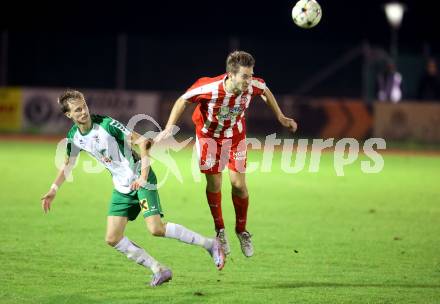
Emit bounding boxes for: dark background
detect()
[1,0,438,97]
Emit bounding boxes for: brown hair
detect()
[226,51,255,74]
[58,89,85,113]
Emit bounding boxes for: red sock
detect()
[232,194,249,233]
[206,190,224,231]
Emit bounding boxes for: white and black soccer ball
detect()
[292,0,322,29]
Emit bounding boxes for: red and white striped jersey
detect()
[182,73,266,138]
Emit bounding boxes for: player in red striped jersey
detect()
[155,51,297,257]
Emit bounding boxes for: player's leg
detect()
[228,170,254,257]
[205,173,225,231]
[229,169,249,231]
[143,215,225,270]
[105,215,128,247]
[205,173,231,255]
[229,170,253,257]
[107,189,171,286]
[144,214,213,249]
[196,135,227,236]
[228,135,254,257]
[106,215,170,285]
[139,176,225,270]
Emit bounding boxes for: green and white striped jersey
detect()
[66,115,140,194]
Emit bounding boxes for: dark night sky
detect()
[1,0,438,94]
[2,0,438,52]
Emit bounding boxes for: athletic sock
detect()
[165,222,213,250]
[206,190,224,231]
[232,194,249,233]
[114,236,161,273]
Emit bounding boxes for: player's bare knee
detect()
[207,185,221,193]
[231,181,247,196]
[207,181,222,193]
[232,187,248,198]
[105,235,122,247]
[148,223,165,237]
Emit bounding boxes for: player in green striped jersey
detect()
[40,90,225,287]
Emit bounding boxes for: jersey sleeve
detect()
[251,77,267,96]
[66,126,80,158]
[66,141,81,158]
[181,78,210,103]
[106,117,132,142]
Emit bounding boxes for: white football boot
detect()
[236,231,254,257]
[216,228,231,255]
[207,237,226,270]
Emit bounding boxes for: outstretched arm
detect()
[261,87,298,133]
[41,157,76,213]
[155,97,191,142]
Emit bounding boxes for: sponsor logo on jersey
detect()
[233,150,246,160]
[217,105,245,121]
[140,199,149,211]
[231,105,244,115]
[202,154,218,168]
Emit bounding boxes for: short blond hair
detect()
[226,51,255,74]
[58,89,85,113]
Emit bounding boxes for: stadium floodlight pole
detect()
[0,30,8,87]
[383,2,406,61]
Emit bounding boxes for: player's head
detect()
[226,51,255,94]
[58,89,91,125]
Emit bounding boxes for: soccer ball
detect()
[292,0,322,29]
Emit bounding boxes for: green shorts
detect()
[108,169,163,221]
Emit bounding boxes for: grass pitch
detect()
[0,141,439,303]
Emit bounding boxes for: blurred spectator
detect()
[417,58,440,101]
[377,62,402,103]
